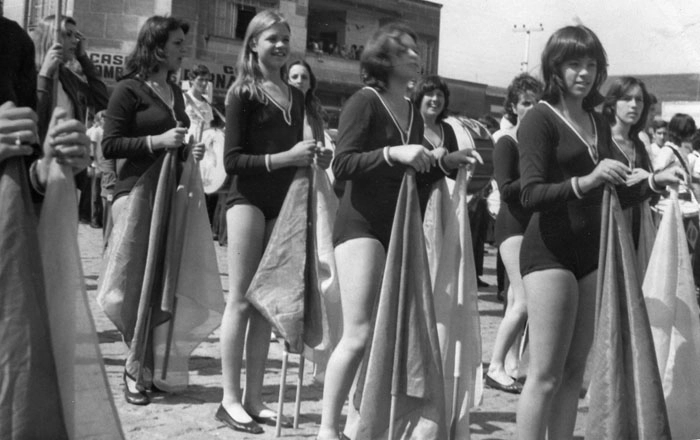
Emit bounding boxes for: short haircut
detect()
[602,76,651,140]
[360,22,418,91]
[652,119,668,131]
[189,64,210,80]
[668,113,696,144]
[503,73,543,125]
[411,75,451,121]
[540,25,608,111]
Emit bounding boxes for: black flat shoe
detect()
[123,372,150,406]
[215,405,263,434]
[485,373,522,394]
[251,411,293,428]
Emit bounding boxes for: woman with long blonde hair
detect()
[216,10,331,435]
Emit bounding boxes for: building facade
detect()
[5,0,503,124]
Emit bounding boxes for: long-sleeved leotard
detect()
[223,85,304,220]
[332,87,451,249]
[518,102,655,279]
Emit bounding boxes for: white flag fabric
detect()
[642,188,700,440]
[38,160,124,439]
[424,168,483,439]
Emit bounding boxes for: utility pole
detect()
[513,24,544,72]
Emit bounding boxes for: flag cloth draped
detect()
[424,168,483,440]
[0,158,68,440]
[586,186,670,439]
[354,172,447,440]
[98,152,224,391]
[38,159,124,439]
[246,165,338,354]
[642,188,700,439]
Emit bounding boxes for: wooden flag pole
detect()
[276,351,288,437]
[293,354,304,429]
[449,340,462,440]
[52,0,63,108]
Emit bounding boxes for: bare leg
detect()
[317,238,386,439]
[516,269,579,440]
[220,205,266,423]
[546,271,596,439]
[488,236,528,386]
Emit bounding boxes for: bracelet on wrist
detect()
[383,146,394,167]
[146,135,154,154]
[571,176,584,199]
[265,154,272,172]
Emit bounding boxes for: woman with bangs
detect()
[317,24,463,440]
[514,25,681,438]
[411,75,476,207]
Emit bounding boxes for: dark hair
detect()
[652,119,668,131]
[602,76,650,140]
[691,129,700,152]
[668,113,696,144]
[123,16,189,79]
[286,59,326,135]
[411,75,451,121]
[360,22,418,91]
[540,25,607,111]
[648,93,658,105]
[503,73,543,125]
[189,64,210,80]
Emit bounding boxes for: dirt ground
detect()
[80,224,587,439]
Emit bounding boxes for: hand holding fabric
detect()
[0,102,37,164]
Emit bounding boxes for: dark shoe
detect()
[251,411,293,428]
[485,373,523,394]
[215,405,263,434]
[123,372,150,406]
[477,277,491,288]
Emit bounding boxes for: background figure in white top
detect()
[184,64,214,141]
[184,64,220,226]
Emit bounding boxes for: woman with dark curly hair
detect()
[317,24,476,439]
[485,73,542,395]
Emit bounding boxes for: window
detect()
[207,0,277,40]
[26,0,57,30]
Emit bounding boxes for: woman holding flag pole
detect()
[515,25,680,439]
[318,24,476,440]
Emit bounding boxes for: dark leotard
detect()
[333,87,444,249]
[494,133,531,247]
[223,86,304,220]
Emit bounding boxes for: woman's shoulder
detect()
[519,102,556,131]
[495,130,518,149]
[345,87,379,108]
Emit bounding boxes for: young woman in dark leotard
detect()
[216,10,332,435]
[516,26,679,439]
[486,73,542,394]
[318,24,475,440]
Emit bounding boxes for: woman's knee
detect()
[339,324,372,354]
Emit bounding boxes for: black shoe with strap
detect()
[123,372,150,406]
[215,405,264,434]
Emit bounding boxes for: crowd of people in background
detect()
[3,5,700,440]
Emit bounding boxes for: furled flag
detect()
[586,186,670,439]
[354,172,447,440]
[642,188,700,439]
[0,158,68,440]
[246,165,339,354]
[99,152,224,392]
[38,159,124,439]
[424,168,483,440]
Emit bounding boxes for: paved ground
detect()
[79,224,587,439]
